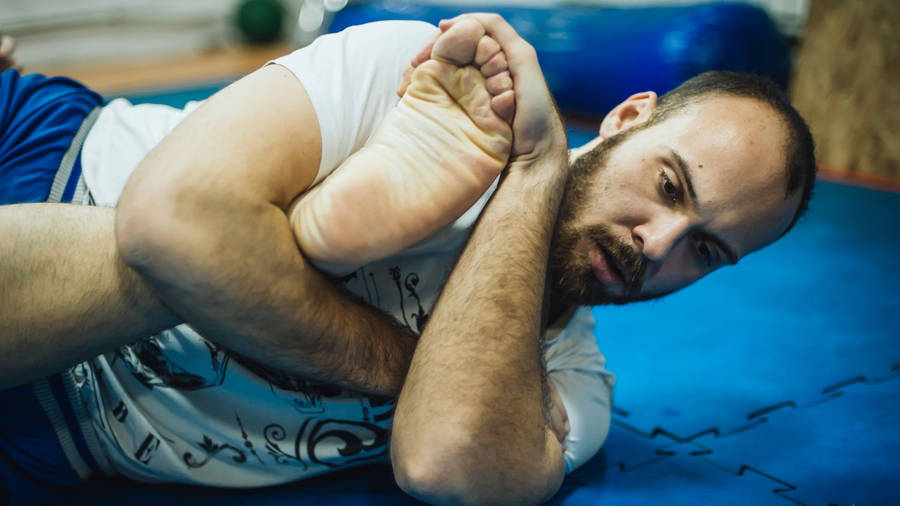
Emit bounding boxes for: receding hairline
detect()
[650,91,803,201]
[648,92,807,244]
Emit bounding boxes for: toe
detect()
[480,51,508,78]
[485,71,512,96]
[474,35,501,67]
[411,32,438,69]
[396,64,415,97]
[431,18,485,66]
[491,90,515,125]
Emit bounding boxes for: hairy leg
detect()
[292,20,515,270]
[0,204,179,390]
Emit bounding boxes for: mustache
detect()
[585,226,646,296]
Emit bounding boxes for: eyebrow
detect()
[668,148,740,266]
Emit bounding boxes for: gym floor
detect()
[52,56,900,505]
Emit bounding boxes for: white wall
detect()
[0,0,303,66]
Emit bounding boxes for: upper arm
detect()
[119,64,321,215]
[545,306,617,473]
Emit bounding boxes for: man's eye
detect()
[697,240,713,266]
[659,169,678,201]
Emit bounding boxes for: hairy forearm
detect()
[117,181,416,397]
[391,159,568,503]
[0,204,180,389]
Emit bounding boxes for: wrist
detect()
[507,140,568,178]
[500,153,568,203]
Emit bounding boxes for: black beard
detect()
[547,130,655,306]
[548,223,648,306]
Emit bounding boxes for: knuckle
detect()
[522,42,537,58]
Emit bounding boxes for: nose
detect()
[632,213,691,263]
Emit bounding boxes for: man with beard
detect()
[0,13,814,505]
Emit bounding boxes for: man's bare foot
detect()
[1,35,19,73]
[293,20,515,268]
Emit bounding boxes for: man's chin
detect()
[552,278,673,306]
[552,278,624,306]
[597,290,676,306]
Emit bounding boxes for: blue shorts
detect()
[0,68,104,505]
[0,68,101,205]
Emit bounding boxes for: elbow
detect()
[115,198,153,269]
[391,432,468,505]
[391,428,563,505]
[115,189,180,272]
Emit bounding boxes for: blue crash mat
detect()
[693,375,900,505]
[601,422,675,472]
[551,439,794,506]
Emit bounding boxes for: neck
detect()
[542,284,574,331]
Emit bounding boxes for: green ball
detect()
[235,0,285,44]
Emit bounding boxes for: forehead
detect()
[639,95,798,256]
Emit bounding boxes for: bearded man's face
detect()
[548,95,802,306]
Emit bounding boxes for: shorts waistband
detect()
[47,105,100,205]
[32,105,113,479]
[30,374,98,480]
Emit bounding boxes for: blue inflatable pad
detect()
[330,2,790,118]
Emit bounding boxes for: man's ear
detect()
[598,91,658,139]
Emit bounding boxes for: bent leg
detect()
[293,20,515,269]
[0,70,178,504]
[0,71,178,390]
[0,204,179,390]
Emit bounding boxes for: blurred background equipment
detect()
[327,2,791,121]
[234,0,286,44]
[0,1,808,66]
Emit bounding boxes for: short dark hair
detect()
[649,71,816,236]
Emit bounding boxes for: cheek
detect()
[643,244,704,294]
[589,179,633,215]
[609,168,659,221]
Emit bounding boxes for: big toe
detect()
[431,18,485,66]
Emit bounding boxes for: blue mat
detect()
[695,375,900,505]
[551,436,795,506]
[60,86,899,504]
